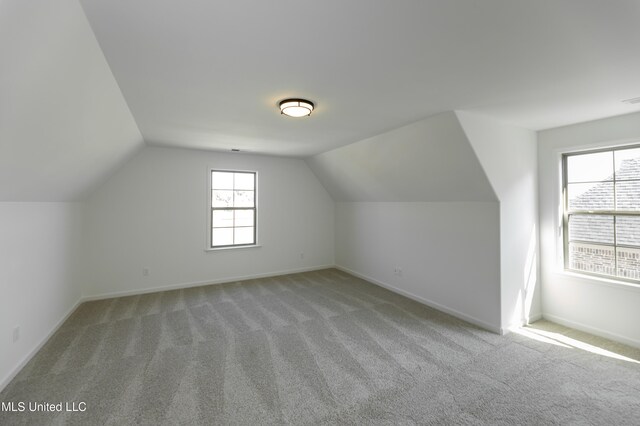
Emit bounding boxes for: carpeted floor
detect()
[1,268,639,425]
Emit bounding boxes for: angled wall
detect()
[0,0,142,390]
[308,112,502,331]
[307,112,496,202]
[457,111,540,332]
[0,0,143,201]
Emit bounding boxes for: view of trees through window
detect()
[211,170,256,248]
[564,146,640,281]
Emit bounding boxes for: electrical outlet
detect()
[300,252,305,260]
[143,268,150,276]
[394,267,403,277]
[13,326,20,343]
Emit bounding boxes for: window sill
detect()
[556,270,640,292]
[205,244,261,252]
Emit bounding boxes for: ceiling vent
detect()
[622,97,640,105]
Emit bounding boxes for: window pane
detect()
[568,242,615,276]
[212,190,233,207]
[568,182,613,211]
[234,172,255,190]
[567,151,613,183]
[235,209,254,227]
[568,214,614,244]
[212,171,234,189]
[212,210,233,228]
[617,246,640,280]
[234,191,254,207]
[234,227,254,245]
[614,147,640,181]
[615,181,640,211]
[210,170,257,248]
[616,216,640,247]
[212,227,233,246]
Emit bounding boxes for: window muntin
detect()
[563,145,640,282]
[211,170,256,248]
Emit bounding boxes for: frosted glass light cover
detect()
[279,99,314,117]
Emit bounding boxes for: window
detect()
[563,145,640,282]
[210,170,256,248]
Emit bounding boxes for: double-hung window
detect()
[210,170,256,248]
[563,145,640,282]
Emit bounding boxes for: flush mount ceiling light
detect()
[279,98,314,117]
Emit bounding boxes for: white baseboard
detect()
[0,298,83,393]
[529,313,543,323]
[502,312,544,335]
[542,313,640,349]
[81,264,336,302]
[526,313,544,326]
[335,265,502,334]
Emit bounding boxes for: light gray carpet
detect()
[1,269,639,425]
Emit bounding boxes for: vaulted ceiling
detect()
[0,0,143,201]
[79,0,640,157]
[307,112,497,202]
[2,0,640,200]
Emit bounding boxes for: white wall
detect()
[0,0,143,201]
[0,202,84,389]
[307,112,502,332]
[538,111,640,348]
[456,111,540,331]
[0,0,141,392]
[83,147,335,297]
[306,112,496,202]
[336,202,501,331]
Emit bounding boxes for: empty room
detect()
[2,0,640,424]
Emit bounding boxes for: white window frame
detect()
[562,144,640,284]
[207,168,258,250]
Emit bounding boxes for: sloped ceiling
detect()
[3,1,639,200]
[0,0,143,201]
[78,0,640,156]
[306,112,497,202]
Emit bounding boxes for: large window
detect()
[210,170,256,248]
[563,145,640,282]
